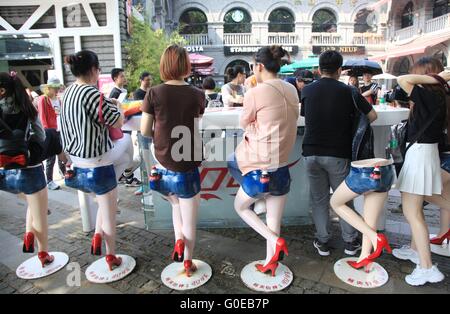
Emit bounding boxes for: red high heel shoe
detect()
[106,255,122,271]
[430,229,450,245]
[347,258,373,273]
[255,262,279,277]
[38,252,54,268]
[184,260,197,277]
[23,232,35,253]
[91,233,102,256]
[172,239,185,262]
[268,237,288,264]
[367,233,392,260]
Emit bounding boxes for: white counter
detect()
[123,106,410,131]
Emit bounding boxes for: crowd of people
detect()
[0,43,449,288]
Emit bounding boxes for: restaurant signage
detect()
[312,46,365,55]
[185,46,205,52]
[224,46,299,56]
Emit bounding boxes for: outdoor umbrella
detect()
[342,59,383,76]
[279,57,320,75]
[189,53,214,66]
[373,73,397,80]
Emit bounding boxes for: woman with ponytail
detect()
[0,72,56,267]
[221,65,246,107]
[227,46,299,276]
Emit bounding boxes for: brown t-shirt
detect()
[142,84,205,172]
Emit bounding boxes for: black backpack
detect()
[0,112,30,169]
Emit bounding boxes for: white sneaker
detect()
[47,181,60,190]
[405,265,445,286]
[392,245,420,264]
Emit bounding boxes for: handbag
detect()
[98,93,123,141]
[350,86,374,161]
[0,113,30,169]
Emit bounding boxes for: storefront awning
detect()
[370,34,450,62]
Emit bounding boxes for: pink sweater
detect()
[235,79,299,175]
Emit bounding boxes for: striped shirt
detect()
[61,84,120,158]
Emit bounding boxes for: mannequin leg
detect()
[234,188,278,248]
[179,194,200,261]
[94,201,103,236]
[330,183,378,248]
[25,188,49,252]
[402,192,432,269]
[96,188,118,255]
[264,195,287,266]
[165,195,183,241]
[357,192,388,262]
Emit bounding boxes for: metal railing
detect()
[394,25,415,41]
[425,13,450,33]
[311,32,342,45]
[223,33,255,45]
[181,34,209,46]
[268,32,298,45]
[352,33,385,45]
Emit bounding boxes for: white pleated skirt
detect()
[397,143,442,196]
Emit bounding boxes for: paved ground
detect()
[0,176,449,294]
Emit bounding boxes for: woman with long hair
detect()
[0,72,55,267]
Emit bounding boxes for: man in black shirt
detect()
[133,72,152,100]
[109,68,127,99]
[301,50,377,257]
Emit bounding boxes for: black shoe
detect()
[344,239,362,256]
[118,174,127,184]
[125,176,142,187]
[313,239,330,256]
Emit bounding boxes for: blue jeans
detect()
[345,165,395,195]
[227,153,291,199]
[0,166,46,195]
[65,165,117,195]
[149,168,200,199]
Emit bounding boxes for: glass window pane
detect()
[312,9,337,33]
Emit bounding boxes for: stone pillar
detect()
[338,22,355,45]
[296,21,313,47]
[208,22,224,46]
[253,22,269,45]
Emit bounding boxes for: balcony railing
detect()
[182,34,209,46]
[394,25,415,41]
[311,33,342,45]
[425,13,450,34]
[268,32,298,45]
[223,33,255,45]
[352,33,385,45]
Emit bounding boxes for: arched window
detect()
[268,9,295,33]
[393,58,411,76]
[433,0,450,18]
[354,8,377,33]
[312,9,337,33]
[179,9,207,34]
[401,2,414,29]
[224,8,252,33]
